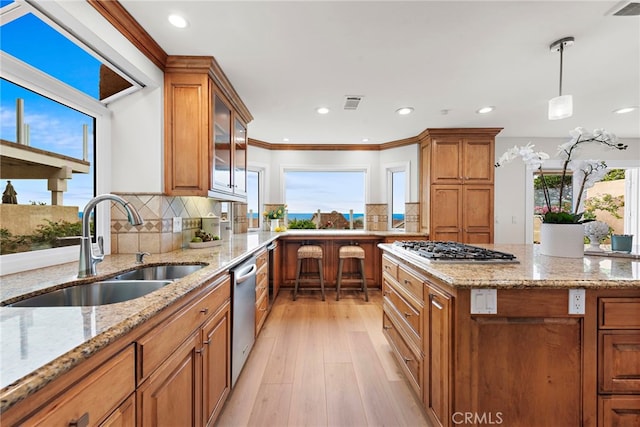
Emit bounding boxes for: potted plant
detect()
[496,127,627,257]
[263,205,287,231]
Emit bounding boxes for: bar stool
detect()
[336,245,368,302]
[293,245,325,301]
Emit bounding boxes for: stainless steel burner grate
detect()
[393,241,518,263]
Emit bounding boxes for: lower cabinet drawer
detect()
[256,292,268,336]
[383,312,423,397]
[383,278,422,342]
[23,345,135,427]
[599,396,640,427]
[600,332,640,393]
[397,265,424,301]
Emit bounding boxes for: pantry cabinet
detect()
[419,128,501,243]
[164,56,252,201]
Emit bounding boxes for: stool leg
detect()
[318,259,325,301]
[360,259,368,302]
[336,258,344,301]
[293,258,302,301]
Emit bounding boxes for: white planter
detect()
[540,223,584,258]
[270,219,281,232]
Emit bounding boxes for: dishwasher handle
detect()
[235,263,257,284]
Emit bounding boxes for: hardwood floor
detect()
[216,289,431,427]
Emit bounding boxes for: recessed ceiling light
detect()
[362,138,369,142]
[396,107,414,115]
[316,107,330,115]
[283,138,290,142]
[613,106,637,114]
[168,14,188,28]
[476,106,495,114]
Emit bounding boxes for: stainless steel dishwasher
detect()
[230,255,257,387]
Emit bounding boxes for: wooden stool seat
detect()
[293,245,325,301]
[336,245,368,301]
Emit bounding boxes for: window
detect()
[390,170,406,230]
[247,169,260,229]
[0,0,146,273]
[284,170,365,229]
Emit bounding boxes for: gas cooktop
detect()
[393,241,519,264]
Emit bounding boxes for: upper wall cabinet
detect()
[164,56,252,201]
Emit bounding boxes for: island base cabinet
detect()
[137,331,203,427]
[599,396,640,427]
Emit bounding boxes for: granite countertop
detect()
[0,229,424,412]
[380,243,640,289]
[0,232,278,412]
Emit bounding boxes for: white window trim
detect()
[0,55,111,276]
[247,165,266,230]
[385,161,410,230]
[525,160,640,244]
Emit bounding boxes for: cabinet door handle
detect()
[200,308,209,315]
[431,296,444,310]
[203,339,211,346]
[195,347,205,354]
[69,413,89,427]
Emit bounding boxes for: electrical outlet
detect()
[470,289,497,314]
[173,217,182,233]
[568,289,585,315]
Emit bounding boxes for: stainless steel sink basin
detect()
[112,264,205,281]
[7,280,172,307]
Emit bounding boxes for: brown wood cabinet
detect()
[419,128,501,243]
[164,56,252,200]
[137,273,231,427]
[255,248,269,336]
[280,236,382,291]
[380,249,640,427]
[598,297,640,426]
[11,346,135,427]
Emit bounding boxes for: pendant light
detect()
[548,37,574,120]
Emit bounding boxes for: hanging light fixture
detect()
[548,36,575,120]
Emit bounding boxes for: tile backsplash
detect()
[111,194,222,254]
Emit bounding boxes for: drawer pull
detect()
[403,312,412,318]
[260,308,268,312]
[203,339,211,345]
[200,308,209,315]
[403,356,413,363]
[383,325,392,330]
[195,347,205,354]
[383,291,390,296]
[69,413,89,427]
[404,279,411,285]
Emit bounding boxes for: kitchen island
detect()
[379,243,640,427]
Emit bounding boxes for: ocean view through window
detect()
[284,170,366,229]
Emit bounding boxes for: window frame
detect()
[246,167,264,230]
[386,162,409,230]
[281,165,369,228]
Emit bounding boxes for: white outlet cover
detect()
[173,217,182,233]
[470,289,497,314]
[568,288,586,315]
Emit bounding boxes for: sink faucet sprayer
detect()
[78,194,144,278]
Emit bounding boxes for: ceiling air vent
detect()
[343,96,363,110]
[610,1,640,16]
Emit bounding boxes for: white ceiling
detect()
[119,0,640,143]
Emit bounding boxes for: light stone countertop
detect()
[380,243,640,289]
[0,229,422,412]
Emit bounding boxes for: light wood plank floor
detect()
[216,289,431,427]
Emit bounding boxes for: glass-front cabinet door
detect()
[233,118,247,196]
[213,94,232,193]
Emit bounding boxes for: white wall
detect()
[55,0,165,193]
[494,135,640,244]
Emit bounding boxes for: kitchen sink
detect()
[112,263,205,281]
[7,280,172,307]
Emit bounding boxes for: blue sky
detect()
[1,9,96,209]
